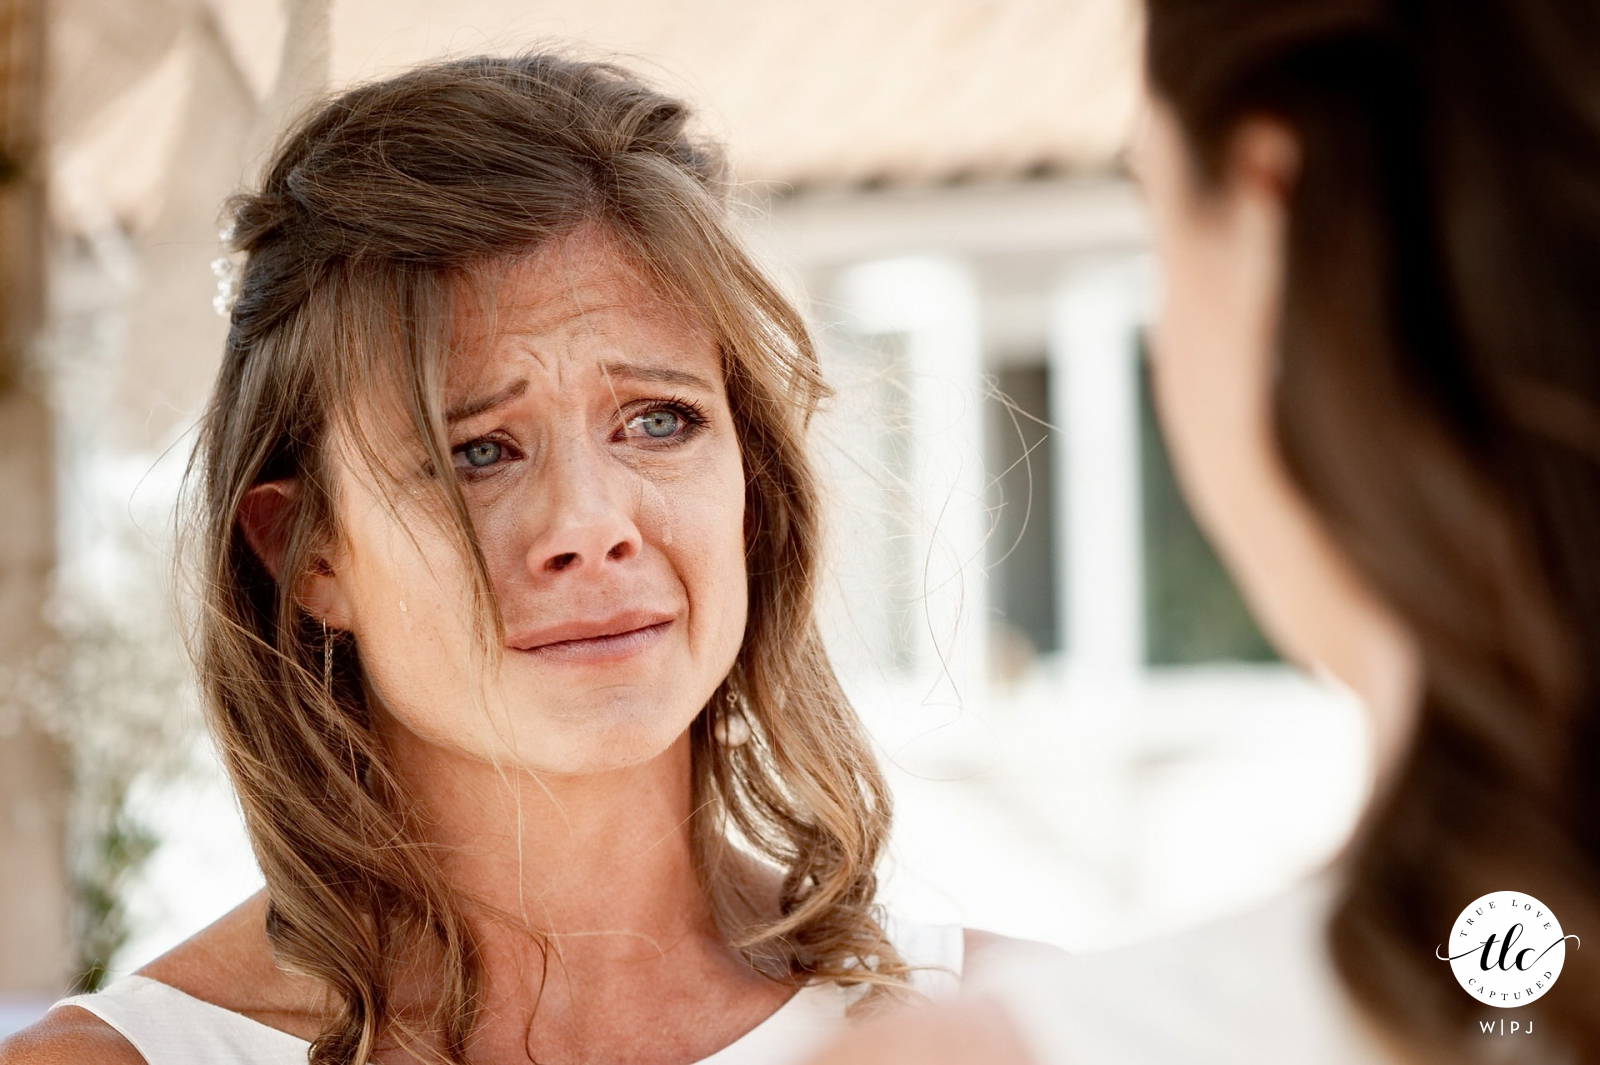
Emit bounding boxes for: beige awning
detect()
[49,0,1142,234]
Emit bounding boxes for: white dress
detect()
[965,868,1403,1064]
[47,913,962,1065]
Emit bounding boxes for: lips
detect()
[507,608,677,651]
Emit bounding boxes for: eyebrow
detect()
[444,361,716,424]
[599,360,717,393]
[446,379,528,423]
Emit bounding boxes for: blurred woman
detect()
[811,1,1600,1062]
[2,53,1031,1065]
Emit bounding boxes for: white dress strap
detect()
[50,975,310,1065]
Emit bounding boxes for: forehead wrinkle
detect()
[457,227,721,408]
[497,228,703,339]
[491,285,637,335]
[507,234,636,397]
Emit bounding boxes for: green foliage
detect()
[69,791,162,993]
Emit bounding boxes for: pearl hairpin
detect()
[211,223,242,317]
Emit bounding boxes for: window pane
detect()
[1137,341,1278,666]
[984,361,1062,660]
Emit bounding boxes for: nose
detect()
[524,439,644,576]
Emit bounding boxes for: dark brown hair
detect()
[183,52,914,1065]
[1146,1,1600,1060]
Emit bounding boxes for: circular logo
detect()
[1438,891,1578,1007]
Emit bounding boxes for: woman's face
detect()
[319,226,748,776]
[1131,98,1422,763]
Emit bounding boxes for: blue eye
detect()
[635,409,681,439]
[623,397,710,446]
[456,439,503,469]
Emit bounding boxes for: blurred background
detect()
[0,0,1373,1031]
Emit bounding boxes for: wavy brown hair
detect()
[1146,1,1600,1061]
[181,52,914,1065]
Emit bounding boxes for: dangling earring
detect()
[321,617,335,698]
[715,670,752,747]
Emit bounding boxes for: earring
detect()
[715,671,752,747]
[321,617,334,698]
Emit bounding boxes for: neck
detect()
[366,718,792,1061]
[380,720,715,954]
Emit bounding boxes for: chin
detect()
[505,698,698,777]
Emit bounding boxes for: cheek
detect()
[654,440,748,646]
[1149,225,1254,536]
[340,503,483,722]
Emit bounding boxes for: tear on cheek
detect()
[638,474,674,547]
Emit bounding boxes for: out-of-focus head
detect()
[186,54,911,1064]
[1130,97,1423,758]
[1137,1,1600,1059]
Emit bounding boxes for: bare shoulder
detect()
[0,1006,146,1065]
[0,888,319,1064]
[134,888,326,1036]
[804,996,1038,1065]
[963,928,1071,974]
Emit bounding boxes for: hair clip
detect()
[211,223,242,317]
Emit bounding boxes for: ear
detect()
[238,481,299,581]
[238,480,354,629]
[1226,116,1301,205]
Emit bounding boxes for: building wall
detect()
[0,0,74,997]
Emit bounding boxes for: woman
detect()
[4,54,1025,1065]
[811,1,1600,1063]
